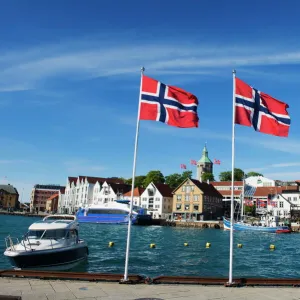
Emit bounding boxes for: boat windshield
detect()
[28,229,67,239]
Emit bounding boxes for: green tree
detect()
[143,170,165,187]
[181,171,192,180]
[219,168,245,181]
[246,171,263,177]
[125,176,146,188]
[202,172,215,182]
[245,205,256,216]
[165,173,182,189]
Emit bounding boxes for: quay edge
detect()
[1,270,300,287]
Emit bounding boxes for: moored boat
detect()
[76,200,151,224]
[4,214,88,270]
[275,229,291,234]
[223,217,290,233]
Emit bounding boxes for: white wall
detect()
[267,194,291,218]
[246,176,275,187]
[140,183,172,219]
[96,181,117,204]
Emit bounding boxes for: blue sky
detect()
[1,0,300,202]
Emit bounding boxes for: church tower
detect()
[197,144,213,181]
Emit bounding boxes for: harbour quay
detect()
[1,276,300,300]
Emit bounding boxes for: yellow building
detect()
[172,178,223,221]
[0,184,19,210]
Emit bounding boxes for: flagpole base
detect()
[119,278,134,284]
[224,281,238,287]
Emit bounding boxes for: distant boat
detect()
[223,217,290,233]
[76,200,152,224]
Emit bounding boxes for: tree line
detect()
[119,169,263,190]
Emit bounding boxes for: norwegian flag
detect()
[180,164,187,169]
[190,159,197,165]
[235,77,291,137]
[244,200,253,207]
[139,75,199,128]
[214,159,221,165]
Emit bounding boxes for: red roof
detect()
[212,181,243,187]
[78,176,124,184]
[123,187,145,197]
[155,183,173,197]
[190,179,223,198]
[47,193,59,201]
[254,186,298,197]
[68,177,77,184]
[217,190,242,196]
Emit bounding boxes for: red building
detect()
[30,184,65,213]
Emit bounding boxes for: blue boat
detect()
[76,200,151,224]
[223,217,289,232]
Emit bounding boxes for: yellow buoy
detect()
[237,244,243,248]
[270,244,275,250]
[184,242,189,247]
[108,242,114,247]
[206,242,211,248]
[150,243,156,248]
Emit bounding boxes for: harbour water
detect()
[1,215,300,278]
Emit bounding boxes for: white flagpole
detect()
[228,69,236,284]
[123,66,145,282]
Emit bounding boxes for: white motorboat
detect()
[4,214,88,270]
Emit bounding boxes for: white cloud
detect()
[3,38,300,91]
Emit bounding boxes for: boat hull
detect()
[223,217,289,232]
[4,242,88,270]
[76,213,138,224]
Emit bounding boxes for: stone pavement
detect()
[0,278,300,300]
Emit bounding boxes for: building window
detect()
[288,197,291,201]
[193,205,199,211]
[185,204,190,210]
[194,195,199,201]
[182,186,185,192]
[176,204,182,210]
[155,205,160,208]
[177,195,182,201]
[142,197,147,201]
[191,186,194,192]
[293,197,297,201]
[155,197,160,201]
[185,195,190,201]
[186,186,191,193]
[279,201,284,208]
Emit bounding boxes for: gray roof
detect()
[0,184,18,194]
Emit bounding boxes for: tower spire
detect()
[197,143,213,181]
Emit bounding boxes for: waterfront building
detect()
[92,181,131,204]
[30,184,64,213]
[123,187,145,206]
[245,176,276,187]
[63,176,125,213]
[211,181,243,201]
[197,145,213,181]
[46,193,59,213]
[266,184,300,219]
[140,183,173,219]
[172,178,223,221]
[253,185,298,215]
[0,184,19,210]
